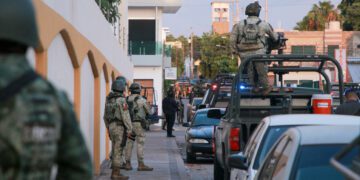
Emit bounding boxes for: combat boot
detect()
[124,161,133,170]
[138,162,153,171]
[111,168,129,180]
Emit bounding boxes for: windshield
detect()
[254,126,290,169]
[293,145,359,180]
[192,110,224,126]
[192,99,203,106]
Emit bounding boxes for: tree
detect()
[338,0,360,30]
[95,0,121,24]
[294,1,340,31]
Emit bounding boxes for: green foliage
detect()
[95,0,121,24]
[338,0,360,30]
[294,1,340,31]
[166,33,236,79]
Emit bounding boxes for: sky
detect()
[163,0,342,37]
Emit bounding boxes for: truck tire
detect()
[214,153,224,180]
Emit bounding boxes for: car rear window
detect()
[293,144,358,180]
[253,126,290,169]
[192,111,224,126]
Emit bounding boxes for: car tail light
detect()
[229,128,240,151]
[211,84,218,91]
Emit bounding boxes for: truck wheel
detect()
[186,149,196,163]
[214,154,224,180]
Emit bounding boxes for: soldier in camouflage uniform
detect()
[124,83,153,171]
[230,1,278,95]
[0,0,93,179]
[104,80,133,180]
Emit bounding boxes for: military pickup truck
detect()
[213,54,345,180]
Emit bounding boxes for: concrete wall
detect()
[47,34,75,101]
[32,0,133,174]
[134,67,163,115]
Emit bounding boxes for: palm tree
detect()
[295,1,340,31]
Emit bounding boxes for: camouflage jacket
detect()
[127,94,151,121]
[0,54,92,179]
[230,16,278,54]
[103,92,132,134]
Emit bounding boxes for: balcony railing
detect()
[129,41,172,56]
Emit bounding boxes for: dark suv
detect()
[213,54,345,180]
[201,74,235,109]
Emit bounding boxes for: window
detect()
[221,17,228,22]
[214,8,221,12]
[223,8,228,12]
[272,140,293,179]
[327,45,339,58]
[291,46,316,55]
[214,17,220,22]
[258,136,289,180]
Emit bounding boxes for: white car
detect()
[229,114,360,180]
[254,125,360,180]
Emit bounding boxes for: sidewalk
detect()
[96,125,189,180]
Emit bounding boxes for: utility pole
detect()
[190,32,194,79]
[265,0,268,22]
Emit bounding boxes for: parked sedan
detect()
[254,125,359,180]
[229,114,360,180]
[184,108,225,162]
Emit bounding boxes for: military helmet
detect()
[116,76,127,86]
[129,83,141,94]
[111,79,126,93]
[0,0,39,48]
[245,1,262,17]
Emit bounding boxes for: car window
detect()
[192,99,202,106]
[292,145,359,180]
[258,135,289,180]
[245,121,266,163]
[272,139,294,179]
[245,121,265,155]
[192,111,224,126]
[254,126,290,169]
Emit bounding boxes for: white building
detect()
[30,0,132,174]
[128,0,182,115]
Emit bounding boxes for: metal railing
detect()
[129,41,172,56]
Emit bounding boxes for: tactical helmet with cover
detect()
[245,1,261,17]
[0,0,39,48]
[111,79,126,93]
[116,76,127,86]
[129,83,141,94]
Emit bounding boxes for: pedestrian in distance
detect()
[124,83,153,171]
[230,1,279,95]
[0,0,93,179]
[335,88,360,115]
[162,89,179,137]
[104,80,133,180]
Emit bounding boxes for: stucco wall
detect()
[80,57,95,157]
[47,34,75,101]
[100,72,107,162]
[134,67,163,116]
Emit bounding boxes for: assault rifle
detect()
[266,32,288,54]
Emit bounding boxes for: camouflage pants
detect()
[125,122,146,163]
[239,49,269,88]
[109,122,126,168]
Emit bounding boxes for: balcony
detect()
[128,0,181,13]
[129,41,172,67]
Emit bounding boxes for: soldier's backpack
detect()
[104,93,121,122]
[126,95,140,121]
[238,19,263,51]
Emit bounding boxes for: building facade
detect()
[29,0,133,174]
[128,0,181,115]
[273,21,360,86]
[211,1,230,34]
